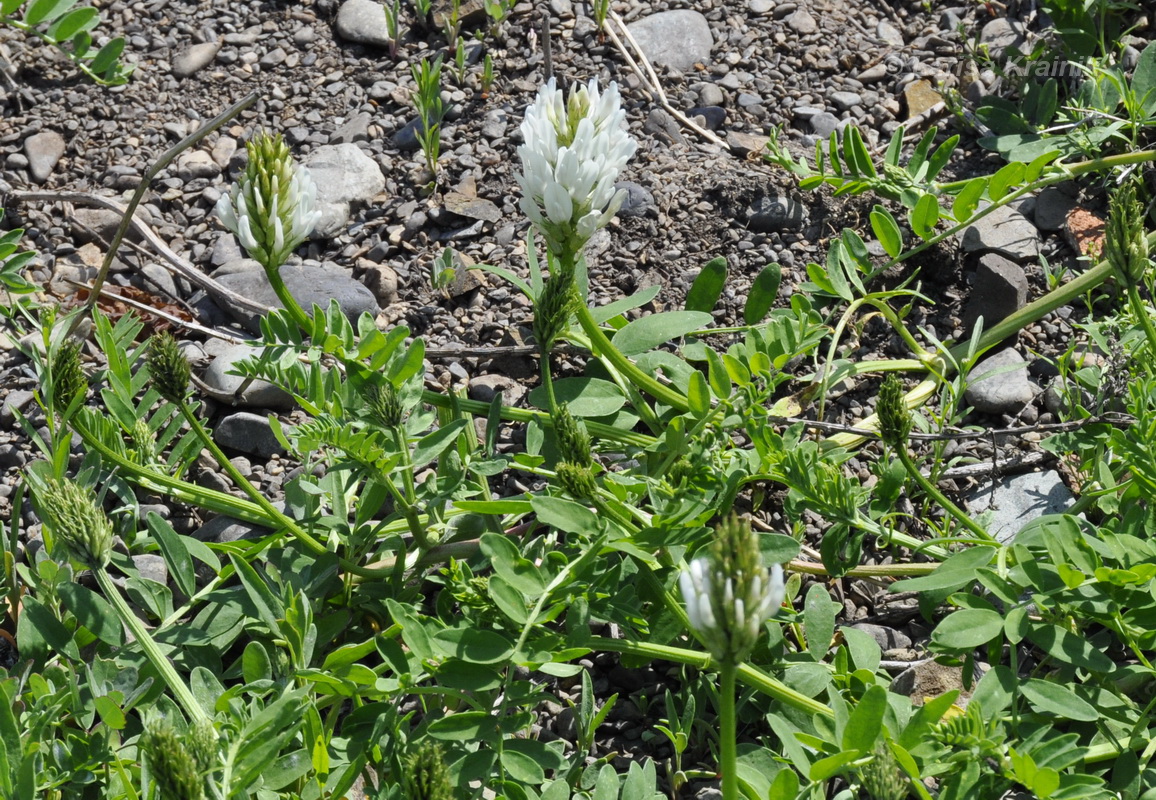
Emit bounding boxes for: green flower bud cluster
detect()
[533,263,579,351]
[404,741,453,800]
[679,515,785,664]
[50,340,88,416]
[36,477,114,570]
[1106,182,1151,287]
[552,403,597,500]
[856,741,908,800]
[142,719,218,800]
[365,381,404,430]
[876,374,911,448]
[148,333,191,404]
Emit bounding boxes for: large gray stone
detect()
[24,131,65,183]
[1034,187,1077,232]
[966,470,1075,544]
[747,195,807,232]
[626,10,713,73]
[171,42,220,77]
[201,341,295,410]
[304,143,387,238]
[214,261,380,334]
[962,253,1029,335]
[335,0,394,47]
[958,204,1041,262]
[213,411,286,458]
[964,347,1034,415]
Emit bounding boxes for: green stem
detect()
[94,568,209,726]
[719,660,739,800]
[70,92,258,336]
[897,448,995,543]
[176,402,395,580]
[560,247,691,413]
[1126,284,1156,357]
[260,261,314,333]
[588,635,833,719]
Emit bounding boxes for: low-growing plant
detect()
[0,0,132,84]
[382,0,403,59]
[8,32,1156,800]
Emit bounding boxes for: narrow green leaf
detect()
[824,241,853,301]
[892,546,996,593]
[1132,40,1156,117]
[531,495,599,535]
[907,128,937,177]
[804,583,836,661]
[951,177,988,222]
[988,161,1025,202]
[706,347,731,399]
[612,310,713,356]
[685,256,728,313]
[410,418,468,466]
[1020,679,1098,721]
[433,627,514,664]
[687,370,710,417]
[1026,623,1115,673]
[428,710,498,743]
[910,193,940,240]
[870,206,903,258]
[589,285,662,324]
[480,532,544,595]
[228,554,283,634]
[924,134,960,181]
[743,263,781,325]
[931,608,1004,649]
[1,0,28,17]
[24,0,75,26]
[842,685,887,753]
[17,594,80,662]
[58,581,124,646]
[146,512,196,600]
[45,5,97,41]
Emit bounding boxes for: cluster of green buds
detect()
[142,719,219,800]
[404,741,453,800]
[876,374,911,449]
[148,332,191,405]
[533,261,580,352]
[35,477,114,570]
[365,381,405,430]
[552,403,598,500]
[216,132,320,271]
[679,515,785,664]
[49,339,88,416]
[1106,181,1151,287]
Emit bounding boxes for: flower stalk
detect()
[679,516,786,800]
[216,132,320,332]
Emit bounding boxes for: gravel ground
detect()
[1,0,1152,788]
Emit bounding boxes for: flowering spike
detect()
[36,477,114,570]
[143,720,206,800]
[216,132,321,270]
[148,332,191,405]
[877,374,911,448]
[1106,181,1150,287]
[679,515,785,664]
[517,78,637,254]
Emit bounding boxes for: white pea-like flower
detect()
[517,77,637,253]
[680,517,785,664]
[216,132,321,270]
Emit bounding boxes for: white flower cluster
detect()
[517,77,637,253]
[216,133,321,270]
[680,558,784,664]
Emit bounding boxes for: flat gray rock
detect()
[171,42,220,77]
[214,261,380,334]
[335,0,394,47]
[304,143,387,238]
[786,8,817,34]
[213,411,287,458]
[24,131,65,183]
[963,253,1029,335]
[615,181,656,218]
[1034,187,1077,232]
[958,204,1040,262]
[809,112,840,137]
[626,10,713,73]
[966,470,1075,544]
[876,20,904,46]
[980,17,1027,56]
[747,194,807,232]
[201,341,296,410]
[964,347,1034,415]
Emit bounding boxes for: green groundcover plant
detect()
[4,31,1156,800]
